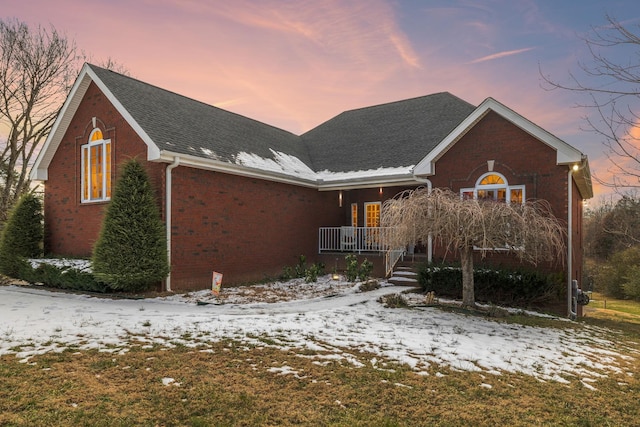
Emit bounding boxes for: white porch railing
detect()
[318,226,389,253]
[319,226,407,277]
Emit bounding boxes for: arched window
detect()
[81,128,112,202]
[461,172,524,203]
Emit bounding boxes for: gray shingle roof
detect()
[89,65,475,175]
[90,65,310,167]
[302,93,475,173]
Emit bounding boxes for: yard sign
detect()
[212,271,223,296]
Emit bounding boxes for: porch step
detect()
[388,266,420,286]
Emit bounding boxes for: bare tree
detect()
[0,19,79,223]
[381,188,566,307]
[542,15,640,191]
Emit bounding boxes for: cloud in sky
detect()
[468,47,536,64]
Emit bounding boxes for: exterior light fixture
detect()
[338,190,343,207]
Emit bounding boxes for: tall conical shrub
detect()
[92,159,169,291]
[0,193,43,277]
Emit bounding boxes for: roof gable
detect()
[414,97,586,175]
[413,97,593,198]
[31,64,161,180]
[32,64,316,184]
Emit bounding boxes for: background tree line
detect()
[584,194,640,300]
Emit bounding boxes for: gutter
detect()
[165,157,180,292]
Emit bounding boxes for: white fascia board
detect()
[317,176,418,191]
[87,66,160,161]
[31,64,93,181]
[30,64,161,181]
[158,151,417,191]
[157,151,319,188]
[413,97,584,177]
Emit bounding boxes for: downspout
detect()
[414,177,433,263]
[567,169,576,319]
[165,157,180,292]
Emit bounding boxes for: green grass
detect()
[584,292,640,324]
[1,333,639,426]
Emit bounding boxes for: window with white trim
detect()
[350,203,358,227]
[461,172,524,204]
[81,128,112,202]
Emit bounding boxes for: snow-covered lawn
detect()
[0,275,636,390]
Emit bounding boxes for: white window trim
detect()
[460,172,525,251]
[460,172,525,204]
[81,130,111,203]
[350,203,358,227]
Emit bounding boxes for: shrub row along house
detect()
[31,64,592,303]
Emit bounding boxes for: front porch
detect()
[318,226,407,277]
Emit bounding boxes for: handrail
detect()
[384,247,405,277]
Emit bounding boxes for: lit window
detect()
[480,174,504,185]
[351,203,358,227]
[81,128,111,202]
[461,173,524,204]
[364,202,381,228]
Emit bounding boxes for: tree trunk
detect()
[460,245,475,308]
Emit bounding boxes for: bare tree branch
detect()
[541,14,640,193]
[0,19,130,224]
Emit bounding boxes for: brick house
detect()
[31,64,592,307]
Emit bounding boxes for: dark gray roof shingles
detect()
[301,93,476,173]
[90,65,309,166]
[89,65,476,176]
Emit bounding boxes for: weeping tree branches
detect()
[0,18,78,223]
[381,188,566,307]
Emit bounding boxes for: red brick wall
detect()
[428,110,571,274]
[340,186,418,227]
[168,168,341,289]
[44,82,164,258]
[44,82,343,291]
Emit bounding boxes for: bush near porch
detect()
[418,263,565,311]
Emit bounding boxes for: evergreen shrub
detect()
[418,263,563,308]
[0,193,43,277]
[344,254,374,282]
[21,262,109,293]
[92,159,169,291]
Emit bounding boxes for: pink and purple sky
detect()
[5,0,640,201]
